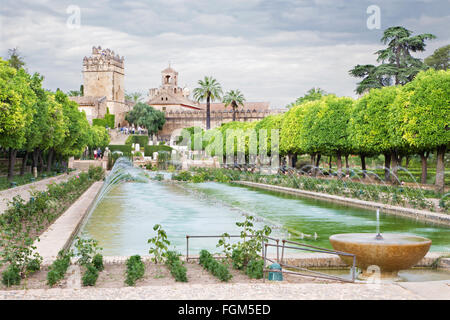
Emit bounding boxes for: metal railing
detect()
[185,234,356,283]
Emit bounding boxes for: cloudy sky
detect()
[0,0,449,108]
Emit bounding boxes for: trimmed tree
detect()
[394,69,450,192]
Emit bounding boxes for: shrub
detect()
[165,251,188,282]
[26,258,41,274]
[2,265,21,287]
[88,166,105,181]
[172,171,192,181]
[82,264,99,286]
[92,254,104,271]
[74,237,102,266]
[108,145,132,154]
[104,113,115,128]
[47,250,72,287]
[148,224,170,264]
[246,258,264,279]
[144,145,173,157]
[125,255,145,286]
[92,118,107,127]
[198,249,232,282]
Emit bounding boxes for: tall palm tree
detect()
[193,76,222,130]
[223,89,245,121]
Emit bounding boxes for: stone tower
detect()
[82,46,126,126]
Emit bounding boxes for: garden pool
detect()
[78,181,450,256]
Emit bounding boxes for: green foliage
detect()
[125,255,145,286]
[104,113,115,128]
[424,45,449,70]
[26,258,41,273]
[92,118,107,127]
[172,170,192,181]
[108,144,132,154]
[349,86,399,156]
[144,145,173,156]
[198,250,232,282]
[246,258,264,279]
[349,26,435,93]
[73,237,103,266]
[88,166,105,181]
[47,250,73,287]
[82,263,99,286]
[147,224,171,264]
[92,254,104,271]
[2,264,21,287]
[286,87,327,109]
[165,251,188,282]
[125,102,166,136]
[217,215,271,269]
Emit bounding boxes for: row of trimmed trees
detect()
[189,69,448,192]
[0,57,110,182]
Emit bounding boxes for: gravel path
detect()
[0,171,80,214]
[0,282,426,300]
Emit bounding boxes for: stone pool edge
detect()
[34,181,104,263]
[233,181,450,227]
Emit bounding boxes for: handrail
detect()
[185,234,356,283]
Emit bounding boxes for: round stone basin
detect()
[329,233,432,279]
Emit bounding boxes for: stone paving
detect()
[0,171,80,214]
[0,281,433,300]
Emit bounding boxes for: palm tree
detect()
[125,91,143,103]
[223,89,245,121]
[193,76,222,130]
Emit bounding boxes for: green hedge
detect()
[125,135,149,147]
[144,145,173,156]
[108,145,132,153]
[104,114,115,128]
[93,114,115,128]
[92,118,107,127]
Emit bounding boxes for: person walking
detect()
[98,147,102,160]
[93,149,97,160]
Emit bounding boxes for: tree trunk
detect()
[420,151,428,185]
[232,105,236,122]
[328,156,332,170]
[360,154,366,178]
[314,153,321,176]
[384,153,391,182]
[47,148,54,172]
[206,95,211,130]
[33,149,39,176]
[405,156,410,169]
[435,145,446,193]
[292,154,297,169]
[345,154,349,176]
[391,150,400,185]
[20,151,29,176]
[38,151,44,173]
[336,151,342,177]
[7,148,17,182]
[310,154,315,165]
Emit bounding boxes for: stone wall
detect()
[159,109,285,140]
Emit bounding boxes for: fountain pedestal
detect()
[329,233,431,279]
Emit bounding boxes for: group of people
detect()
[118,125,146,135]
[93,147,103,160]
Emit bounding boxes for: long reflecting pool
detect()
[78,181,450,256]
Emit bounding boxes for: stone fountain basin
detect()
[329,233,432,275]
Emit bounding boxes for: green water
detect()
[79,181,450,256]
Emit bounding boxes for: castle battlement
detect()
[83,46,124,72]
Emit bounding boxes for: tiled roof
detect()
[147,92,201,110]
